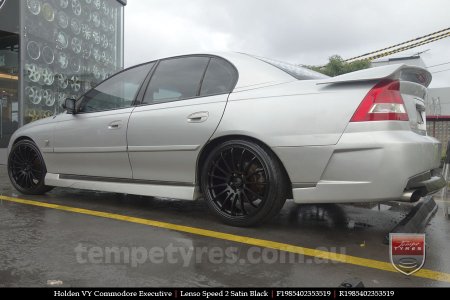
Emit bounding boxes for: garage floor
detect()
[0,166,449,287]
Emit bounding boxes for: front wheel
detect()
[201,139,287,227]
[8,140,53,195]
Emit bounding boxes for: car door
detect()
[128,56,238,184]
[46,62,154,178]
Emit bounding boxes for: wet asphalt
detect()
[0,165,449,287]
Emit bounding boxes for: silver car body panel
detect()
[7,52,444,203]
[47,107,134,178]
[128,94,228,184]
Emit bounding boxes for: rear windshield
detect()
[253,55,329,80]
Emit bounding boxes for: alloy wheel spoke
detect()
[230,194,238,216]
[209,183,228,189]
[220,152,233,173]
[212,162,229,176]
[238,149,246,172]
[213,188,229,200]
[208,174,228,181]
[244,186,262,200]
[244,156,257,174]
[238,193,247,215]
[242,190,258,208]
[220,193,234,211]
[230,148,236,171]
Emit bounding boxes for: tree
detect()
[307,55,371,77]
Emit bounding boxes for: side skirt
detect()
[45,173,199,200]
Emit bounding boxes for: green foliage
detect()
[307,55,371,77]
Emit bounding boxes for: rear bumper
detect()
[275,123,444,204]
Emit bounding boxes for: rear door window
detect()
[143,56,210,104]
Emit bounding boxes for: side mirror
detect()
[63,98,77,114]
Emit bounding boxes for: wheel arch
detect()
[196,134,293,198]
[12,136,35,145]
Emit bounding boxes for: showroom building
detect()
[0,0,126,164]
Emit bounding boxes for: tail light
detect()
[350,80,409,122]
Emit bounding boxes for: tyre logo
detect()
[389,233,426,275]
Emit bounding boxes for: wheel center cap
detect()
[231,176,243,188]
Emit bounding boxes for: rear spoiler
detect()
[316,64,432,87]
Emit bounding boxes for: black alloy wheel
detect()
[8,140,53,195]
[201,139,287,227]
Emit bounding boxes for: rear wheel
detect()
[8,140,53,195]
[201,139,287,226]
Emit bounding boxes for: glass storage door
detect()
[22,0,124,124]
[0,30,19,148]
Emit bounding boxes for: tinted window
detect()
[143,56,209,104]
[79,63,154,113]
[200,58,237,96]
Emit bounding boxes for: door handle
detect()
[187,112,209,123]
[108,120,123,129]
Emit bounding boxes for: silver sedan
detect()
[7,52,445,226]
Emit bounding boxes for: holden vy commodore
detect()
[8,52,445,226]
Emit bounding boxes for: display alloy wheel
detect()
[8,140,53,195]
[201,140,287,227]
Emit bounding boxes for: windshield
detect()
[252,55,329,80]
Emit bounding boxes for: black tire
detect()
[7,140,54,195]
[201,139,287,227]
